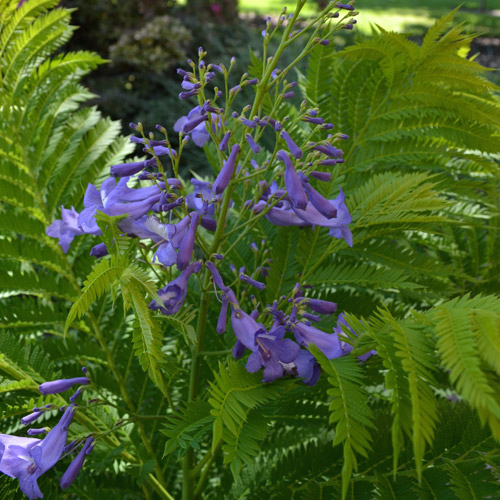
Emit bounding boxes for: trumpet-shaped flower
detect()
[246,327,300,382]
[149,261,202,315]
[60,437,94,490]
[46,207,84,253]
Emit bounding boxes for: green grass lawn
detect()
[239,0,500,36]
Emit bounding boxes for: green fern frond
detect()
[430,294,500,440]
[310,346,374,500]
[162,400,214,459]
[208,360,292,478]
[65,255,125,334]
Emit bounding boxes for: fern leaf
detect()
[65,255,125,333]
[310,346,374,500]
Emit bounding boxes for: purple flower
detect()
[277,150,308,210]
[311,143,343,158]
[46,206,84,253]
[26,429,46,437]
[0,434,44,499]
[174,106,215,147]
[292,188,353,246]
[230,307,263,351]
[177,212,200,270]
[239,274,266,290]
[303,116,324,125]
[299,173,337,219]
[253,201,309,227]
[21,411,43,426]
[31,406,75,470]
[110,158,156,177]
[246,327,301,382]
[135,215,190,267]
[282,349,321,385]
[216,295,230,334]
[335,2,355,10]
[1,407,76,498]
[309,171,332,182]
[39,377,89,395]
[299,297,337,315]
[90,243,108,258]
[240,117,257,129]
[219,131,231,151]
[78,178,161,233]
[245,134,261,154]
[60,437,94,490]
[149,261,202,315]
[213,143,240,195]
[292,322,343,359]
[280,131,303,159]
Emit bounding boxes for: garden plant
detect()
[1,0,500,499]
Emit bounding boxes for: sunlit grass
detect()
[238,0,500,36]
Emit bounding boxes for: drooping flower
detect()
[245,327,301,382]
[60,437,94,490]
[213,143,240,195]
[281,349,321,386]
[280,130,303,159]
[219,131,231,151]
[149,261,202,315]
[245,134,261,154]
[292,321,343,359]
[299,173,337,219]
[174,106,213,147]
[0,406,76,499]
[292,188,353,247]
[277,150,308,210]
[46,207,85,253]
[299,297,337,315]
[177,212,200,270]
[39,377,90,395]
[21,411,43,427]
[230,307,262,351]
[216,294,230,334]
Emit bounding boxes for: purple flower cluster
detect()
[0,371,93,499]
[207,266,374,384]
[45,46,359,386]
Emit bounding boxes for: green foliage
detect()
[431,294,500,439]
[162,400,214,459]
[1,4,500,500]
[0,0,132,334]
[311,347,374,499]
[208,359,292,479]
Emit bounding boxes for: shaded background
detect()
[60,0,500,174]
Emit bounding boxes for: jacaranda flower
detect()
[0,406,75,499]
[292,321,343,359]
[277,150,308,210]
[174,106,213,147]
[39,377,90,395]
[60,437,94,490]
[245,327,300,382]
[46,207,84,253]
[149,261,202,315]
[177,212,200,270]
[213,144,240,195]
